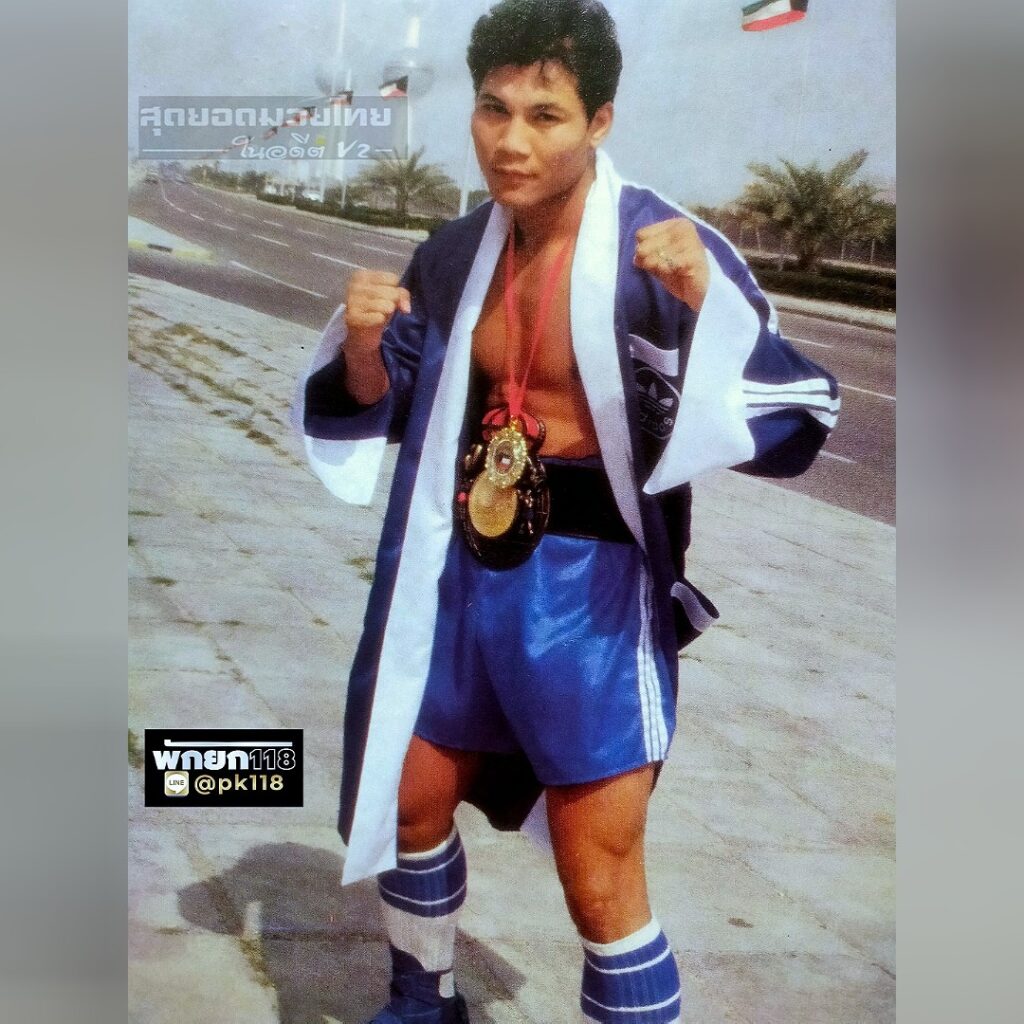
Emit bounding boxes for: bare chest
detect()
[471,251,579,394]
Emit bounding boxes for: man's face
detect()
[471,60,612,212]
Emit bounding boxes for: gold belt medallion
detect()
[456,407,550,570]
[467,473,518,538]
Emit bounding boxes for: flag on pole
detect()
[330,90,354,107]
[742,0,808,31]
[283,104,317,128]
[379,76,409,99]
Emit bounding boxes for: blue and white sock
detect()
[377,827,468,1006]
[580,919,682,1024]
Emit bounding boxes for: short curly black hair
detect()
[466,0,622,121]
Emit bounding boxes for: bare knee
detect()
[396,782,454,852]
[559,852,651,942]
[395,737,478,853]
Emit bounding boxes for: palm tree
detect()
[729,203,770,254]
[855,198,896,265]
[350,148,456,219]
[737,149,882,274]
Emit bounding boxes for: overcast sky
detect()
[129,0,895,207]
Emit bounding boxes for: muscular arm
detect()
[343,334,391,406]
[342,270,412,406]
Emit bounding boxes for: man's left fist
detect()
[634,217,710,312]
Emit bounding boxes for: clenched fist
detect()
[341,270,410,405]
[633,217,710,313]
[344,270,412,347]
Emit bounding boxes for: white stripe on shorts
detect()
[635,567,668,761]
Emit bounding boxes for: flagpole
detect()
[405,10,418,156]
[340,68,353,209]
[320,0,349,197]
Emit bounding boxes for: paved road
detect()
[129,177,896,524]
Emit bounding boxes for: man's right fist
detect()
[344,270,412,341]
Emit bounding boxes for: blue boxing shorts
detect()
[414,461,675,786]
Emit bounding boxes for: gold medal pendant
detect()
[467,473,518,538]
[484,421,529,489]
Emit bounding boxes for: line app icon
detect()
[164,771,189,797]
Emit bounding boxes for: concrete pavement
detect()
[129,216,214,262]
[765,290,895,333]
[128,272,895,1023]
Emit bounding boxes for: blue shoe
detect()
[367,991,469,1023]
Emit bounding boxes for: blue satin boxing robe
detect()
[295,150,839,884]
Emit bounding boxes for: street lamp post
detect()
[458,132,476,217]
[458,1,491,216]
[383,0,435,157]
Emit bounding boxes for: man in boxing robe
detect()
[296,2,838,1020]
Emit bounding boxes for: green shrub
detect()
[819,263,896,290]
[745,253,895,294]
[291,198,447,233]
[749,264,896,310]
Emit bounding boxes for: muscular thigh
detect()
[397,735,481,853]
[547,764,654,862]
[546,764,657,941]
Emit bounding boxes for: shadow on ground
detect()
[178,842,525,1024]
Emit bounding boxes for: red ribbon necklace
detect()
[502,223,573,424]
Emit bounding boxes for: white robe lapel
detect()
[571,150,646,548]
[342,202,512,884]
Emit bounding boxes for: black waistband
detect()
[541,459,634,543]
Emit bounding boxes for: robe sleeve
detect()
[728,254,840,478]
[292,248,428,505]
[642,235,839,493]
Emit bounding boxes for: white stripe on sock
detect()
[394,843,464,876]
[581,988,682,1013]
[584,944,672,975]
[397,825,459,862]
[379,880,468,908]
[580,917,662,957]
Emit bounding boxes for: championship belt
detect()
[454,224,573,569]
[455,407,550,570]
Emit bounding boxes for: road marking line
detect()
[262,220,284,227]
[252,234,290,247]
[351,240,412,258]
[839,382,896,401]
[298,228,326,238]
[239,213,258,221]
[820,450,857,464]
[214,222,237,231]
[788,336,833,349]
[190,213,204,221]
[312,252,364,269]
[229,261,326,298]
